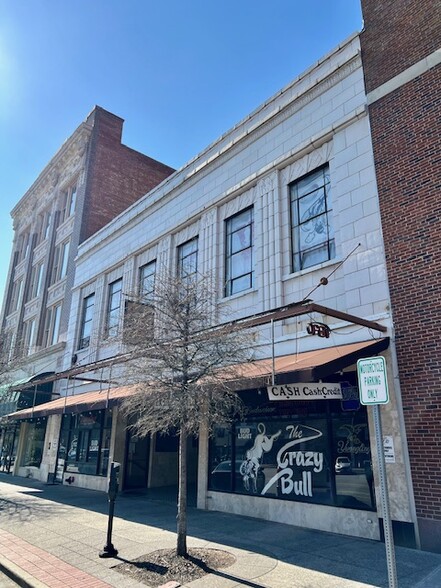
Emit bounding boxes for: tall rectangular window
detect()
[225,207,253,297]
[60,184,77,223]
[139,260,156,300]
[42,304,61,347]
[106,278,123,337]
[17,232,30,262]
[177,238,198,281]
[10,279,23,312]
[22,319,36,356]
[78,293,95,350]
[290,165,334,272]
[50,241,69,284]
[28,263,44,301]
[59,241,70,279]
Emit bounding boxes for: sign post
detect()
[357,356,397,588]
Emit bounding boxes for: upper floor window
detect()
[290,165,334,272]
[27,262,44,301]
[36,211,51,245]
[17,232,30,263]
[225,207,253,297]
[22,318,36,356]
[42,304,61,348]
[50,240,70,285]
[61,184,78,223]
[9,279,23,313]
[139,260,156,301]
[78,293,95,350]
[177,238,198,281]
[106,278,123,337]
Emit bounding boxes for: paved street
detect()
[1,473,441,587]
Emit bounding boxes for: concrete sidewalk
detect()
[1,474,441,588]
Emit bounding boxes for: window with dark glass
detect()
[177,238,198,281]
[225,207,253,296]
[9,279,23,313]
[290,165,334,272]
[60,410,112,477]
[78,293,95,349]
[19,419,47,467]
[27,263,44,301]
[50,240,69,284]
[139,260,156,300]
[42,303,61,348]
[22,318,36,355]
[208,400,374,511]
[106,278,123,337]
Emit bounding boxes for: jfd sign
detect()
[357,356,389,405]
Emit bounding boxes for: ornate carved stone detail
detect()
[257,174,275,197]
[175,221,200,245]
[222,188,254,220]
[200,208,217,229]
[282,141,332,185]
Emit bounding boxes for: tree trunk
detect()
[176,428,188,557]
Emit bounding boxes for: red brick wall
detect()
[360,0,441,92]
[80,108,174,242]
[366,64,441,547]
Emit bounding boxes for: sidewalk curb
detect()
[0,555,47,588]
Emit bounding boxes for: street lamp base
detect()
[99,544,118,558]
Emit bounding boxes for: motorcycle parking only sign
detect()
[357,356,389,405]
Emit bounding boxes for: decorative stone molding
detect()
[174,222,200,246]
[281,141,333,185]
[221,188,254,221]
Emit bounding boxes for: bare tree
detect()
[121,271,254,557]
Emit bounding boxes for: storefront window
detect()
[331,414,375,509]
[208,394,374,511]
[59,409,112,477]
[208,426,233,492]
[20,419,47,467]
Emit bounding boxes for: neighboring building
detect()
[4,34,420,547]
[360,0,441,552]
[0,106,174,474]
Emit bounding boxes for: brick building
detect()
[4,34,421,546]
[360,0,441,552]
[0,106,173,470]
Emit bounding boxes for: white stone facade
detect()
[5,35,417,544]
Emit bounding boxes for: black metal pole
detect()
[99,462,119,558]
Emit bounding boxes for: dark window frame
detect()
[225,206,254,297]
[78,293,95,350]
[290,164,334,273]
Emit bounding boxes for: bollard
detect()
[99,462,120,558]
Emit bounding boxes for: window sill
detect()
[282,258,341,282]
[221,287,258,302]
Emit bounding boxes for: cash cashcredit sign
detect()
[267,382,342,401]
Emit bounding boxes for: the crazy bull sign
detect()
[267,382,342,401]
[240,422,325,498]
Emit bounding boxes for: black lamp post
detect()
[99,462,120,558]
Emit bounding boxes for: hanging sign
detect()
[357,356,389,405]
[267,383,342,401]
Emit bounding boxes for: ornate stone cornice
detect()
[11,124,91,223]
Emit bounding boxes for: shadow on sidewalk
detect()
[2,472,441,588]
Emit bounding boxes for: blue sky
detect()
[0,0,362,309]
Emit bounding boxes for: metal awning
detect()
[6,338,389,419]
[7,385,135,420]
[231,338,390,389]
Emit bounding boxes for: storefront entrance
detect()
[124,431,150,489]
[0,424,20,473]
